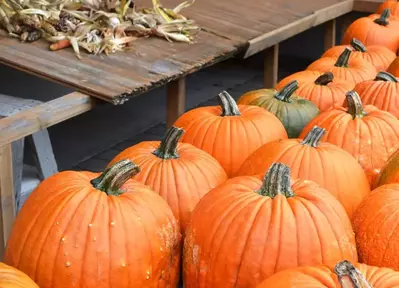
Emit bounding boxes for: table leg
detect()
[324,19,336,51]
[264,44,279,88]
[167,78,186,129]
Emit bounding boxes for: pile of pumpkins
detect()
[6,1,399,287]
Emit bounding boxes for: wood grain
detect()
[167,78,186,128]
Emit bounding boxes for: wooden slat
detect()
[264,44,279,88]
[167,78,186,128]
[353,0,383,12]
[324,19,336,51]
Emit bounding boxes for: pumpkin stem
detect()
[374,8,390,26]
[274,80,299,102]
[153,126,184,159]
[335,48,352,68]
[314,72,334,85]
[350,38,367,52]
[375,71,398,82]
[346,91,367,119]
[334,260,373,288]
[257,163,295,198]
[218,91,241,116]
[301,126,326,147]
[91,160,140,196]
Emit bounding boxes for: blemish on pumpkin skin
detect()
[56,222,60,225]
[65,261,71,267]
[60,237,66,243]
[88,223,93,227]
[93,237,97,242]
[110,221,115,226]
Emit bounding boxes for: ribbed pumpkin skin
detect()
[377,1,399,17]
[257,263,399,287]
[0,263,39,287]
[4,170,181,288]
[353,183,399,270]
[183,174,358,287]
[387,56,399,77]
[374,146,399,187]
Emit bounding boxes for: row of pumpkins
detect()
[6,1,399,287]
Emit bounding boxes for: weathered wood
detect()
[353,0,383,12]
[264,44,279,88]
[10,139,24,210]
[167,78,186,128]
[324,19,336,51]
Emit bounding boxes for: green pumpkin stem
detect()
[314,72,334,85]
[218,91,241,116]
[301,126,326,147]
[153,126,183,159]
[334,260,373,288]
[274,80,299,102]
[91,160,140,196]
[257,163,295,198]
[350,38,367,52]
[374,8,390,26]
[346,91,367,119]
[335,48,352,68]
[375,71,398,82]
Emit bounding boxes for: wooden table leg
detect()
[166,77,186,129]
[264,44,279,88]
[324,19,336,51]
[0,143,16,259]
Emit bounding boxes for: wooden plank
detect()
[264,44,279,88]
[324,19,336,51]
[10,140,24,212]
[353,0,383,12]
[167,78,186,128]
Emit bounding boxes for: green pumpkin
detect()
[237,80,319,138]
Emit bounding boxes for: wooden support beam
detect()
[324,19,336,51]
[264,44,279,88]
[166,78,186,129]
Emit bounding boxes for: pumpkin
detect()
[307,48,377,85]
[0,262,39,287]
[387,55,399,77]
[173,90,288,177]
[237,80,319,138]
[377,0,399,17]
[183,163,358,287]
[373,145,399,188]
[300,91,399,185]
[353,183,399,270]
[276,71,354,112]
[237,126,370,218]
[354,71,399,118]
[107,126,228,234]
[257,260,399,287]
[342,9,399,53]
[322,38,396,72]
[4,160,181,288]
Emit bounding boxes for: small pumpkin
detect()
[237,126,370,218]
[300,91,399,185]
[355,71,399,118]
[342,9,399,53]
[322,38,396,72]
[276,71,354,112]
[353,183,399,270]
[387,55,399,77]
[183,163,358,287]
[5,160,181,288]
[307,47,377,85]
[173,91,288,177]
[374,145,399,188]
[0,262,39,287]
[377,0,399,17]
[107,126,228,234]
[258,260,399,287]
[237,80,319,138]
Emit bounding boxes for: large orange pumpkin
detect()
[354,71,399,118]
[183,163,358,287]
[300,91,399,185]
[173,90,288,177]
[0,262,38,287]
[258,260,399,287]
[276,71,354,112]
[377,0,399,17]
[307,48,377,85]
[322,38,396,72]
[374,145,399,187]
[353,183,399,271]
[237,126,370,218]
[5,160,181,288]
[387,55,399,77]
[107,126,228,234]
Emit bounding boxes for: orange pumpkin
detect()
[0,262,38,287]
[387,55,399,77]
[374,145,399,187]
[355,71,399,118]
[258,260,399,287]
[183,163,358,287]
[377,0,399,17]
[307,48,377,85]
[353,183,399,271]
[107,126,228,234]
[342,9,399,53]
[300,91,399,185]
[173,91,288,177]
[276,71,354,112]
[5,160,181,288]
[237,126,370,218]
[322,38,396,72]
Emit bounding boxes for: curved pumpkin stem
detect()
[91,160,140,196]
[153,126,184,159]
[257,163,295,198]
[374,8,390,26]
[346,91,367,119]
[274,80,299,102]
[335,48,352,68]
[334,260,373,288]
[314,72,334,85]
[350,38,367,52]
[218,91,241,116]
[375,71,399,82]
[301,126,326,147]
